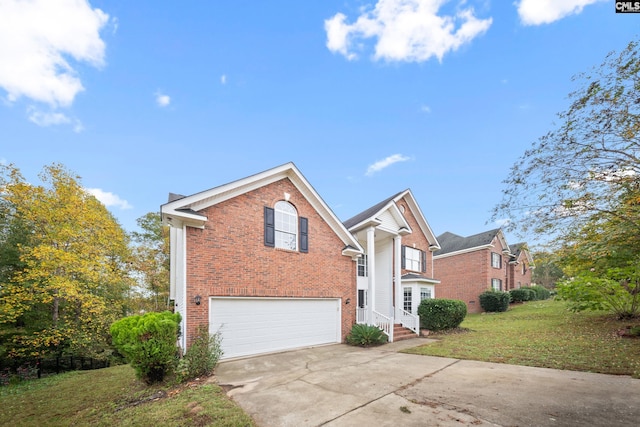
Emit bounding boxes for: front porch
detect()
[356,307,419,342]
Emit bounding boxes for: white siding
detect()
[374,243,393,317]
[377,210,398,232]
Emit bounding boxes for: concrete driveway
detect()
[215,338,640,426]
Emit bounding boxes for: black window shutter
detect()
[421,250,427,273]
[264,206,275,247]
[401,245,406,269]
[299,217,308,253]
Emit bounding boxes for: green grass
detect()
[0,364,255,427]
[2,300,639,426]
[404,299,640,378]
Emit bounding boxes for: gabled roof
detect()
[343,192,403,229]
[509,242,535,266]
[161,162,363,255]
[435,228,511,258]
[343,189,440,248]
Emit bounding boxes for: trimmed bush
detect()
[176,325,223,382]
[346,324,388,347]
[479,291,511,312]
[418,298,467,331]
[510,288,531,303]
[530,285,551,300]
[110,311,181,384]
[519,287,537,301]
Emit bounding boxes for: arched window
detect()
[274,201,297,250]
[264,201,308,252]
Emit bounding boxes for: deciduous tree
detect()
[492,39,640,239]
[130,212,170,312]
[0,163,134,359]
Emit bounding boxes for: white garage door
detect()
[209,297,341,359]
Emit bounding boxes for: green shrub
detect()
[110,311,181,384]
[509,288,531,303]
[418,299,467,331]
[176,326,223,382]
[479,291,511,312]
[346,324,387,347]
[519,287,538,301]
[530,285,551,300]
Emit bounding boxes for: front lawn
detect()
[0,364,255,427]
[403,299,640,378]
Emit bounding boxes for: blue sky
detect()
[0,0,637,247]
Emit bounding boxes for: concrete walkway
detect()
[215,338,640,426]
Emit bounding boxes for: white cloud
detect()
[420,105,431,113]
[156,92,171,107]
[325,0,492,63]
[86,188,133,210]
[366,154,411,176]
[28,109,71,127]
[516,0,605,26]
[0,0,110,108]
[221,74,227,85]
[27,107,84,132]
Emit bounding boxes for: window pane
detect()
[405,247,422,272]
[491,253,502,268]
[357,255,368,277]
[403,288,412,312]
[274,201,297,250]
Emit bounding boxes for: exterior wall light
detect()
[194,295,202,305]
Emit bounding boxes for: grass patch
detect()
[404,299,640,378]
[0,364,255,427]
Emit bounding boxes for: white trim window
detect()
[491,278,502,291]
[403,287,412,312]
[274,201,297,250]
[491,252,502,269]
[357,289,367,308]
[420,287,432,301]
[403,246,424,272]
[357,254,368,277]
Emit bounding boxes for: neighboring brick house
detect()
[508,242,535,290]
[161,163,441,359]
[433,229,534,313]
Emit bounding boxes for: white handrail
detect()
[372,310,393,342]
[356,307,367,324]
[395,307,419,335]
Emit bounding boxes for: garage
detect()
[209,297,342,359]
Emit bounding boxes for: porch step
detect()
[392,324,417,342]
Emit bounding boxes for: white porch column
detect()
[394,235,402,318]
[366,226,376,322]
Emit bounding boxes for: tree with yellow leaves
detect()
[0,163,134,360]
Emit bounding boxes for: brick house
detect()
[344,190,441,340]
[433,229,534,313]
[161,163,440,359]
[508,242,535,290]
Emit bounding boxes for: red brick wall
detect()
[433,250,489,313]
[433,237,510,313]
[184,177,356,347]
[396,197,434,279]
[511,252,533,288]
